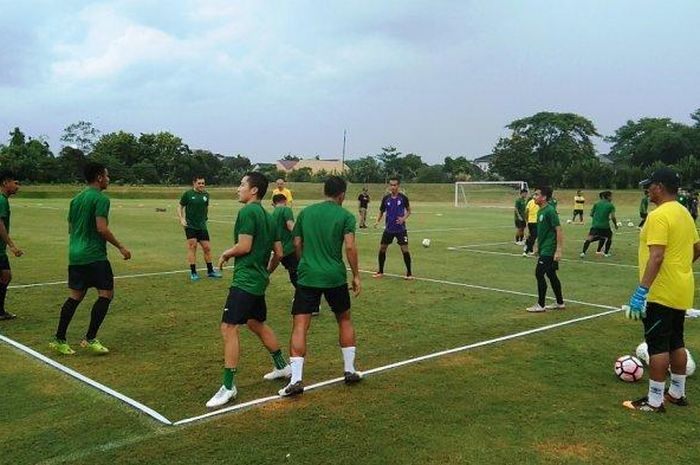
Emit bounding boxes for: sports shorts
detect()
[185,228,210,242]
[0,255,10,271]
[644,302,686,356]
[68,260,114,291]
[514,219,526,228]
[381,230,408,246]
[588,228,612,239]
[221,287,267,325]
[292,284,351,315]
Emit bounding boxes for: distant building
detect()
[276,159,349,175]
[472,154,494,172]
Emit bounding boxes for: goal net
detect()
[454,181,528,207]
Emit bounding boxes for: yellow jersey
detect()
[271,187,293,204]
[526,199,539,223]
[638,201,699,310]
[574,195,585,208]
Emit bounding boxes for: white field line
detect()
[450,241,514,249]
[0,334,172,425]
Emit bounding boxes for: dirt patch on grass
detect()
[535,441,604,461]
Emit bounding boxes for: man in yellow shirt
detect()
[271,179,293,205]
[572,190,585,223]
[523,195,540,256]
[624,168,700,412]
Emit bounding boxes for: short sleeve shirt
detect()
[536,203,561,257]
[574,196,585,208]
[293,201,356,288]
[68,187,110,265]
[231,202,278,296]
[639,201,699,310]
[358,193,370,209]
[0,194,10,257]
[591,200,615,229]
[380,193,410,234]
[526,199,539,224]
[180,189,209,230]
[640,197,649,215]
[514,197,527,220]
[272,205,295,257]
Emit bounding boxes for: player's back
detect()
[68,187,109,265]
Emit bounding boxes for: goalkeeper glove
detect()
[625,285,649,320]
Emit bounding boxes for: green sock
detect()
[271,349,287,370]
[223,367,237,389]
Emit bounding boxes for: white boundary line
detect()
[0,334,172,425]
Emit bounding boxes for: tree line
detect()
[1,109,699,187]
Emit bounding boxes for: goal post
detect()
[454,181,529,207]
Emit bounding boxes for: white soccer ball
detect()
[615,355,644,382]
[421,238,431,248]
[616,221,622,227]
[627,221,635,227]
[687,350,696,377]
[566,219,572,224]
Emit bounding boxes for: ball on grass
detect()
[421,238,431,248]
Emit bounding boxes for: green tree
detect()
[92,131,142,168]
[57,146,87,182]
[288,167,313,182]
[606,118,694,166]
[61,121,100,153]
[416,164,448,183]
[443,156,475,181]
[489,135,543,184]
[347,156,383,183]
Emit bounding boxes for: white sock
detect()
[669,373,686,399]
[648,380,665,407]
[290,356,304,384]
[341,346,356,373]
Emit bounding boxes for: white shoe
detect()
[522,252,528,257]
[545,303,566,310]
[264,365,292,380]
[205,385,237,408]
[579,252,585,258]
[526,304,546,313]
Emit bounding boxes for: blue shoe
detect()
[207,270,223,279]
[190,273,201,282]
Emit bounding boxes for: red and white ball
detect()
[614,355,644,382]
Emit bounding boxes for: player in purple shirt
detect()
[373,177,413,279]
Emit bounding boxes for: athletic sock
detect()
[582,240,591,254]
[402,251,412,275]
[206,262,214,273]
[223,367,237,389]
[604,237,612,254]
[341,346,356,373]
[648,379,665,407]
[0,282,7,313]
[290,356,304,384]
[85,297,111,340]
[271,349,287,370]
[378,251,386,273]
[56,298,81,340]
[190,264,197,274]
[669,373,687,399]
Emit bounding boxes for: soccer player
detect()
[523,194,539,256]
[623,168,700,412]
[269,194,298,287]
[178,176,221,281]
[572,190,585,223]
[373,177,412,279]
[580,191,618,258]
[271,178,293,205]
[526,187,565,313]
[0,171,23,321]
[279,176,362,397]
[358,187,370,228]
[689,191,699,222]
[639,190,649,228]
[50,162,131,355]
[514,189,528,245]
[206,172,290,408]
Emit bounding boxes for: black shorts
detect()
[292,284,351,315]
[535,255,559,274]
[643,302,686,356]
[281,253,298,271]
[381,231,408,246]
[573,209,583,215]
[0,255,10,271]
[221,287,267,325]
[527,223,538,237]
[514,219,526,228]
[185,228,210,242]
[588,228,612,239]
[68,260,114,291]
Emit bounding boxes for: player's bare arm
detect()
[218,234,252,269]
[0,221,22,257]
[96,216,130,260]
[344,232,360,296]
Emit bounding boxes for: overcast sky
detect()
[1,0,699,163]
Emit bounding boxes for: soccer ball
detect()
[566,219,572,224]
[614,355,644,382]
[616,221,623,227]
[627,221,635,227]
[421,238,431,248]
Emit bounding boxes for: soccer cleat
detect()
[404,274,415,281]
[344,371,363,385]
[595,251,604,256]
[545,302,566,310]
[526,304,546,313]
[579,252,585,258]
[263,365,292,380]
[604,254,611,258]
[522,252,528,257]
[311,310,320,316]
[623,396,665,412]
[279,381,304,397]
[206,385,237,408]
[190,273,201,282]
[49,339,75,355]
[207,270,223,278]
[80,339,110,354]
[664,389,689,406]
[0,311,17,320]
[372,272,384,278]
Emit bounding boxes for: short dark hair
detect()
[0,171,17,183]
[244,171,268,199]
[388,176,401,184]
[84,162,106,183]
[520,188,529,194]
[272,194,287,204]
[324,176,347,197]
[192,175,205,183]
[601,190,612,199]
[538,186,553,200]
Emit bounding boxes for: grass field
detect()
[2,184,700,464]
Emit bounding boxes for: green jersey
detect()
[514,197,527,220]
[294,200,356,288]
[590,200,615,229]
[179,189,209,230]
[231,202,278,296]
[0,194,11,257]
[640,196,649,215]
[272,206,295,257]
[68,187,110,265]
[550,197,558,211]
[536,203,560,257]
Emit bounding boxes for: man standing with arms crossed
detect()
[357,187,370,229]
[0,171,23,321]
[624,168,700,412]
[572,190,585,223]
[373,177,413,279]
[271,178,293,205]
[50,162,131,355]
[279,176,362,397]
[178,176,222,281]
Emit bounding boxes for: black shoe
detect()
[279,381,304,397]
[0,311,17,321]
[344,371,363,385]
[622,396,666,412]
[665,389,689,406]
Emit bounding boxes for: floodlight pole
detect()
[342,129,347,173]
